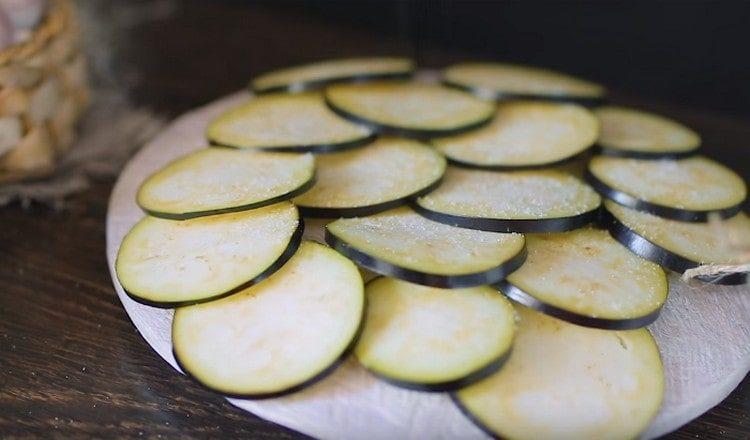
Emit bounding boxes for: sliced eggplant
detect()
[324,81,495,138]
[355,277,515,392]
[115,202,301,307]
[172,241,364,398]
[586,155,747,222]
[604,200,750,285]
[326,206,526,288]
[301,217,385,282]
[453,305,664,440]
[442,62,606,106]
[250,57,414,94]
[207,92,375,152]
[293,137,446,217]
[432,101,598,170]
[497,228,667,329]
[136,148,315,219]
[595,106,701,159]
[549,152,590,180]
[414,167,601,233]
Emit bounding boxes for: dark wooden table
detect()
[1,1,748,438]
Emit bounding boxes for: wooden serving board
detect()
[105,90,750,439]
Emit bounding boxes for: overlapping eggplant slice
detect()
[414,167,601,233]
[293,137,446,217]
[432,101,598,170]
[326,206,526,288]
[250,57,414,94]
[497,228,668,329]
[595,106,701,159]
[354,277,516,392]
[115,56,750,425]
[207,92,375,152]
[442,62,607,106]
[324,81,495,138]
[453,305,664,440]
[604,201,750,285]
[137,148,315,219]
[172,241,364,398]
[115,202,302,307]
[587,155,747,222]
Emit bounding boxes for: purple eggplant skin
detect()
[602,208,747,285]
[411,201,601,234]
[324,94,494,140]
[442,147,593,172]
[210,132,378,154]
[441,80,607,108]
[251,70,415,95]
[326,228,526,289]
[584,168,744,223]
[362,348,512,393]
[123,219,305,309]
[298,173,444,219]
[139,175,316,221]
[594,144,698,160]
[450,393,503,440]
[171,268,367,400]
[496,278,662,330]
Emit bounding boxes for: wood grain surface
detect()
[1,1,748,438]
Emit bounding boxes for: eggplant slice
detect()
[453,305,664,440]
[414,167,601,233]
[207,92,375,152]
[324,81,495,138]
[250,57,414,94]
[293,137,446,217]
[432,101,598,170]
[497,228,667,329]
[595,106,701,159]
[326,206,526,288]
[137,148,315,220]
[172,241,364,398]
[442,62,606,106]
[604,201,750,285]
[115,202,302,307]
[355,277,515,392]
[587,155,747,222]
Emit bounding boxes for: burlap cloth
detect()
[0,0,172,207]
[0,89,164,207]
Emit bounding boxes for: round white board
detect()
[106,90,750,439]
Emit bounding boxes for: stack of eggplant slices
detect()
[115,57,749,439]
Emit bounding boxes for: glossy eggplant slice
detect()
[172,241,364,398]
[355,277,515,392]
[595,106,700,159]
[207,92,375,152]
[250,57,414,94]
[453,305,664,440]
[293,137,446,217]
[497,228,667,329]
[432,101,598,170]
[137,148,315,219]
[414,167,601,233]
[115,202,301,307]
[442,62,606,106]
[586,155,747,222]
[324,81,495,138]
[326,206,526,288]
[604,201,750,285]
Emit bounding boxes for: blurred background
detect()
[96,0,750,118]
[2,0,747,204]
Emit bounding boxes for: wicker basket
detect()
[0,0,88,183]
